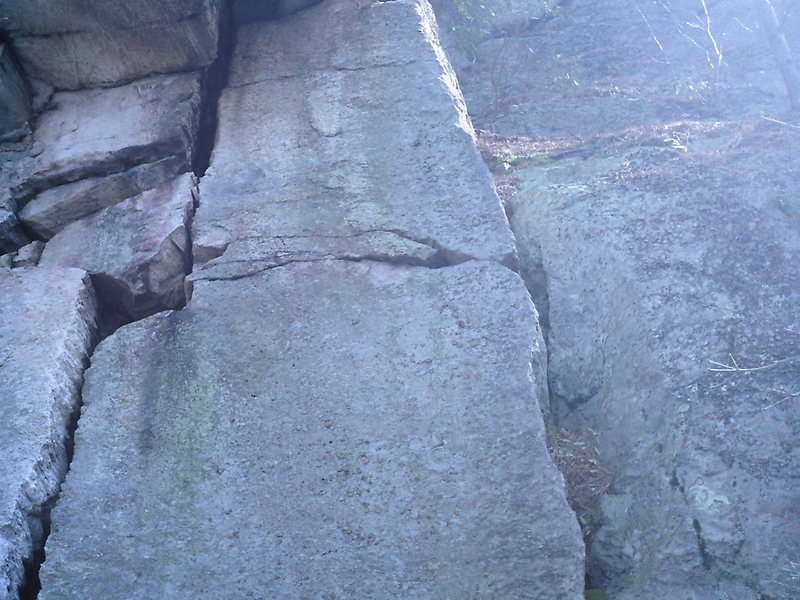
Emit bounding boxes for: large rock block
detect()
[19,156,185,240]
[0,267,97,600]
[0,43,31,140]
[40,260,584,599]
[194,0,517,271]
[0,0,221,90]
[507,130,800,598]
[40,174,197,322]
[13,72,201,202]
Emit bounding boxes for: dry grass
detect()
[548,428,612,541]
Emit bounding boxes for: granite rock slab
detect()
[40,260,584,600]
[14,73,201,202]
[508,138,800,598]
[40,174,197,322]
[19,156,185,240]
[194,0,517,270]
[0,0,221,90]
[0,267,96,600]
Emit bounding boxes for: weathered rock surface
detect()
[0,0,221,90]
[39,1,584,597]
[194,0,518,270]
[0,192,29,254]
[19,156,185,240]
[507,129,800,598]
[40,174,196,322]
[0,43,31,140]
[41,260,583,600]
[0,267,96,600]
[10,241,44,268]
[13,72,201,202]
[437,0,798,134]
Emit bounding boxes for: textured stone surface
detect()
[438,0,798,134]
[19,156,185,240]
[0,43,30,140]
[0,192,29,254]
[41,260,583,600]
[233,0,322,23]
[10,241,44,268]
[0,0,221,90]
[40,174,196,322]
[194,0,517,270]
[508,134,800,599]
[38,2,584,597]
[0,267,96,600]
[14,73,201,202]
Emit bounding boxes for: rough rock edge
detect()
[1,270,98,600]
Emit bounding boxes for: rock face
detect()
[0,0,222,90]
[38,1,585,598]
[437,0,798,133]
[40,174,197,322]
[10,241,44,268]
[0,192,29,254]
[19,156,187,240]
[0,43,31,139]
[15,73,201,202]
[442,0,800,596]
[194,0,518,268]
[0,268,97,600]
[506,121,800,599]
[41,261,582,600]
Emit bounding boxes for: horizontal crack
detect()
[226,58,419,89]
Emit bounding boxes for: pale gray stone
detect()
[14,73,201,201]
[194,0,517,271]
[40,260,584,600]
[0,43,31,140]
[508,142,800,599]
[10,241,44,268]
[19,156,185,239]
[40,174,197,322]
[0,267,96,600]
[0,0,221,90]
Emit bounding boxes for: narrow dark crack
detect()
[224,59,421,90]
[14,4,227,595]
[193,1,236,177]
[15,306,99,600]
[692,518,715,572]
[192,253,454,283]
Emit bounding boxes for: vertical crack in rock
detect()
[193,2,236,177]
[0,269,97,600]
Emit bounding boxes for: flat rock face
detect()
[39,1,584,598]
[41,260,583,600]
[40,174,197,322]
[0,0,221,90]
[15,73,201,201]
[194,0,517,269]
[0,43,31,139]
[0,267,96,600]
[508,132,800,598]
